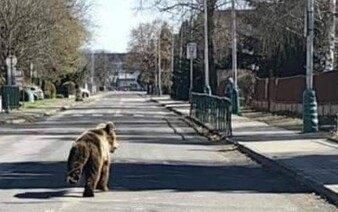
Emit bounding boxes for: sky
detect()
[87,0,246,53]
[89,0,164,53]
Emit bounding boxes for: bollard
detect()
[5,93,10,113]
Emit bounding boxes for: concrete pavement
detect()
[152,95,338,207]
[0,92,337,211]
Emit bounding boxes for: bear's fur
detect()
[66,122,118,197]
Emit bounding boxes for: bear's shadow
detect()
[14,190,76,199]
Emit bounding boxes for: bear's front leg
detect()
[96,160,110,191]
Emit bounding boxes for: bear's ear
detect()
[105,122,115,135]
[96,123,106,129]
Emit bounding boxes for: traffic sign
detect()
[187,42,197,59]
[5,55,17,67]
[15,70,23,77]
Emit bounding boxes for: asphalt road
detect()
[0,92,337,212]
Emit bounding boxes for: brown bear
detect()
[66,122,118,197]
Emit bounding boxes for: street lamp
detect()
[203,0,211,95]
[303,0,319,132]
[231,0,240,114]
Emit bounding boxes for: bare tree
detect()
[127,20,174,93]
[138,0,224,93]
[0,0,91,83]
[243,0,337,76]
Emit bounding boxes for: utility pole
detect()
[231,0,240,114]
[189,0,194,100]
[154,39,158,95]
[91,51,95,94]
[104,52,107,89]
[203,0,211,95]
[158,29,162,96]
[171,29,175,74]
[303,0,318,132]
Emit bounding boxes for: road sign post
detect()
[5,55,17,86]
[14,70,24,88]
[187,42,197,101]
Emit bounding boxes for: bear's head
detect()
[103,122,119,153]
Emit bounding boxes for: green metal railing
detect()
[190,92,232,137]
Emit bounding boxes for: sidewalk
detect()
[0,92,106,124]
[150,95,338,206]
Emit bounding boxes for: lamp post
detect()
[187,42,197,101]
[303,0,318,132]
[231,0,240,114]
[203,0,211,95]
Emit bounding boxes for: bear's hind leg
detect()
[96,160,110,191]
[83,157,102,197]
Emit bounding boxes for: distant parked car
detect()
[24,85,44,100]
[75,86,90,102]
[80,88,90,98]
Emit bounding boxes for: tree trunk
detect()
[325,0,336,72]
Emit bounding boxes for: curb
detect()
[4,119,26,124]
[226,137,338,206]
[328,137,338,144]
[152,97,338,206]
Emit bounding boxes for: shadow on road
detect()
[110,162,308,193]
[0,160,313,200]
[14,190,71,199]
